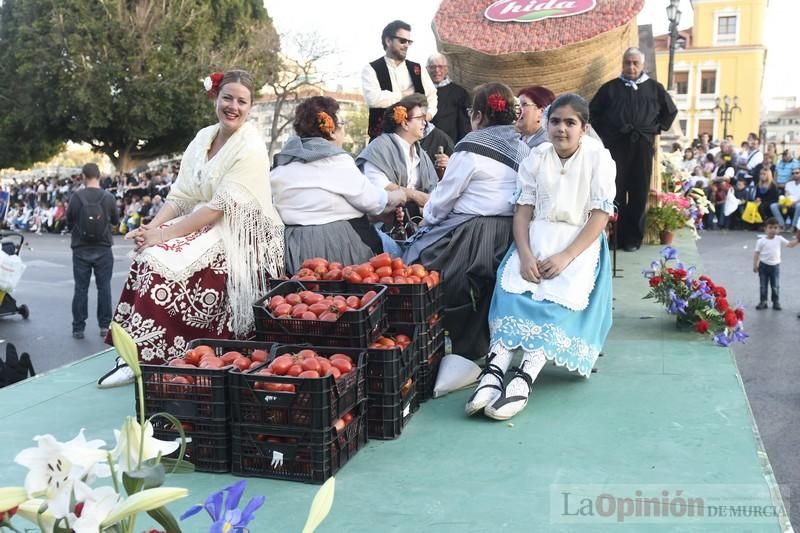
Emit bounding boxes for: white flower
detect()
[203,76,213,91]
[14,429,110,518]
[70,486,120,533]
[15,498,58,531]
[111,417,180,473]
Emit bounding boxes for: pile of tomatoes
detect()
[291,253,440,289]
[165,345,269,385]
[266,289,378,322]
[250,350,356,392]
[369,334,412,351]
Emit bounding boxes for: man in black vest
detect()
[361,20,438,140]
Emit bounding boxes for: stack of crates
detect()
[385,281,445,403]
[137,339,273,473]
[365,323,419,439]
[228,345,368,484]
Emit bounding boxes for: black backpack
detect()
[0,342,35,388]
[78,190,107,242]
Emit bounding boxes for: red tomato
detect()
[183,349,201,366]
[334,418,345,433]
[422,275,435,289]
[301,311,318,320]
[377,337,396,347]
[355,264,374,278]
[395,334,411,345]
[232,357,251,371]
[345,295,361,308]
[168,358,192,367]
[299,370,320,379]
[284,293,302,305]
[393,276,408,284]
[281,383,296,393]
[287,364,304,377]
[344,270,363,283]
[409,264,427,278]
[317,358,332,374]
[319,312,339,322]
[194,345,215,359]
[303,293,325,306]
[272,303,292,316]
[308,302,331,316]
[325,366,342,380]
[313,265,328,276]
[329,261,344,271]
[329,353,353,364]
[268,295,285,310]
[290,303,309,316]
[199,357,224,369]
[331,299,348,313]
[407,275,422,284]
[391,257,405,271]
[392,269,407,278]
[323,269,342,280]
[270,355,294,375]
[251,349,268,363]
[360,290,377,308]
[362,274,379,284]
[330,358,353,374]
[297,349,319,359]
[342,412,353,424]
[301,358,322,373]
[369,252,392,269]
[378,276,394,284]
[221,351,242,365]
[375,265,393,277]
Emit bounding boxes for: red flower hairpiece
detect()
[203,72,224,99]
[392,105,408,125]
[317,111,336,136]
[487,93,507,113]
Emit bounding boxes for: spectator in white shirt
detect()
[271,96,406,274]
[361,20,438,140]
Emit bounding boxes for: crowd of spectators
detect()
[675,133,799,231]
[1,165,176,235]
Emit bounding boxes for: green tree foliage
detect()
[0,0,280,171]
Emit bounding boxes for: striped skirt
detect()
[413,216,514,360]
[283,218,383,275]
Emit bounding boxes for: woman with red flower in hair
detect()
[403,82,530,360]
[271,96,406,274]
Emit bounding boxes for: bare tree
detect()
[263,32,337,158]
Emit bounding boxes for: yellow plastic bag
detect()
[742,201,762,224]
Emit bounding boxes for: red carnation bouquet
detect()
[643,246,747,346]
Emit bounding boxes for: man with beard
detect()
[361,20,438,140]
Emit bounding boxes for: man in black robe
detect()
[590,47,677,251]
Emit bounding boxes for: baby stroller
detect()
[0,230,30,319]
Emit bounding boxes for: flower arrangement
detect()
[392,105,408,125]
[316,111,336,137]
[0,323,335,532]
[203,72,224,99]
[645,192,692,234]
[659,149,714,236]
[487,93,507,113]
[643,246,748,347]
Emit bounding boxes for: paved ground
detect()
[0,232,133,372]
[695,228,800,529]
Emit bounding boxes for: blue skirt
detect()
[487,235,613,377]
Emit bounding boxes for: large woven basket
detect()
[433,0,643,97]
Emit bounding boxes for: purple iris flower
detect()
[661,246,678,261]
[682,180,693,193]
[732,325,749,344]
[181,480,265,532]
[668,289,687,315]
[713,331,732,347]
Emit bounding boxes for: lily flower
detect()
[101,487,188,528]
[70,486,120,533]
[14,430,110,518]
[15,498,58,531]
[111,417,180,473]
[181,479,265,532]
[0,486,27,515]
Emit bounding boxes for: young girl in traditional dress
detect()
[466,93,616,420]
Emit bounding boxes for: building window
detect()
[700,70,716,94]
[679,119,688,136]
[674,72,689,95]
[675,37,686,50]
[698,119,715,140]
[717,15,737,44]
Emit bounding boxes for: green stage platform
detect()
[0,233,792,532]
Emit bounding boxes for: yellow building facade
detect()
[654,0,767,144]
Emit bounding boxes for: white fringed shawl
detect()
[146,122,284,336]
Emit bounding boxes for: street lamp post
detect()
[712,95,741,140]
[666,0,682,91]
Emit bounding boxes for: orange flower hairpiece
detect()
[487,93,507,113]
[317,112,335,136]
[393,105,408,125]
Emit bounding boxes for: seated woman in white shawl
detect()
[100,70,284,387]
[355,94,439,223]
[271,96,406,274]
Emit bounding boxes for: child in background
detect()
[753,217,798,310]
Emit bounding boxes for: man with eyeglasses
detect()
[362,20,438,140]
[426,53,470,143]
[773,150,799,189]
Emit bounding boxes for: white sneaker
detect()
[97,357,135,388]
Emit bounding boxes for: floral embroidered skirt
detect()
[108,224,233,364]
[487,235,613,377]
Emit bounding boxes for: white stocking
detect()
[504,350,547,398]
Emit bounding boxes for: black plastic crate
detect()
[230,346,366,430]
[138,339,275,421]
[393,317,444,365]
[230,401,367,484]
[267,276,347,293]
[367,378,419,440]
[151,418,230,473]
[366,325,419,394]
[418,341,444,402]
[253,281,387,347]
[382,281,443,323]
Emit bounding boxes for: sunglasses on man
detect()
[391,36,413,45]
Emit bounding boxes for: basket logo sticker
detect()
[484,0,597,22]
[263,394,278,403]
[271,450,284,468]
